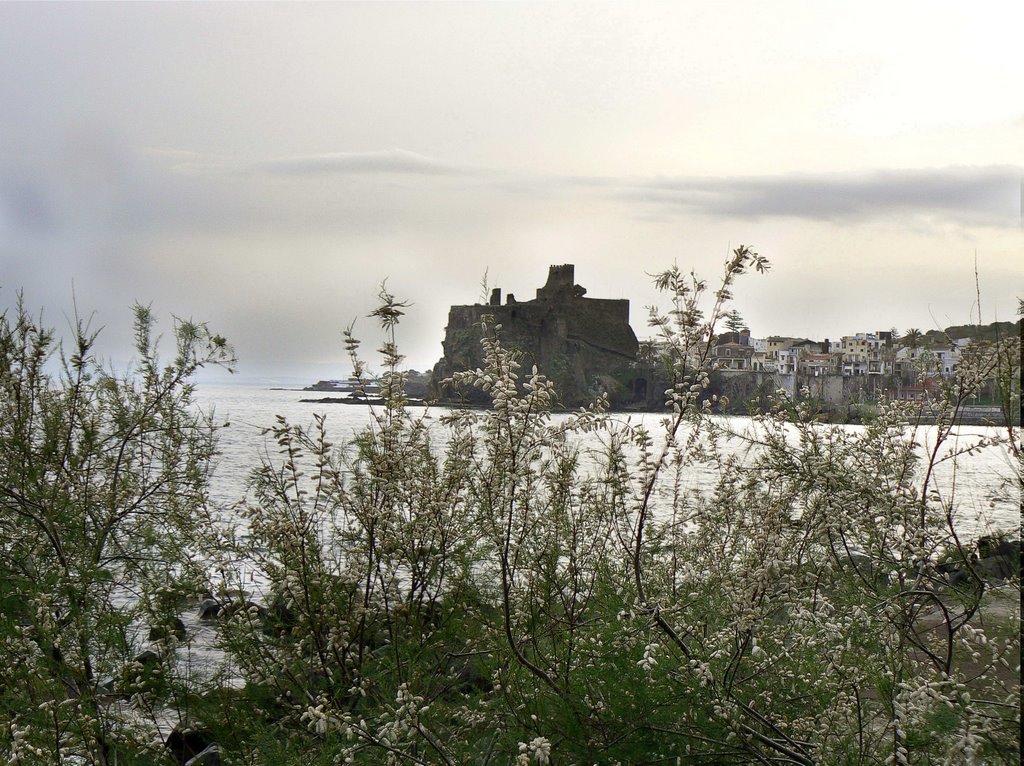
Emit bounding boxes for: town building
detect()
[711,329,755,370]
[893,338,968,378]
[838,331,894,376]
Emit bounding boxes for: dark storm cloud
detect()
[595,166,1020,226]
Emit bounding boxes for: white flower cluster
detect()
[517,736,552,765]
[8,717,47,763]
[686,659,714,688]
[637,641,659,672]
[945,712,986,766]
[300,697,348,736]
[372,683,428,749]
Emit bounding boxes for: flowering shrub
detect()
[1,254,1018,765]
[0,298,234,764]
[214,251,1018,764]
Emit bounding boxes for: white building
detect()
[839,332,893,376]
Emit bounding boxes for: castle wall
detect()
[433,265,640,407]
[566,298,635,358]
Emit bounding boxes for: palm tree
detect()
[901,328,923,350]
[896,328,925,386]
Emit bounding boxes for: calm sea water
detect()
[164,382,1021,702]
[193,383,1020,541]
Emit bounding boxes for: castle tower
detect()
[432,262,638,407]
[536,264,576,301]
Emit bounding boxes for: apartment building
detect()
[798,352,839,377]
[893,338,968,378]
[762,336,804,372]
[775,339,828,374]
[711,329,755,370]
[838,331,893,376]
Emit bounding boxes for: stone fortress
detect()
[430,264,1019,421]
[431,265,640,407]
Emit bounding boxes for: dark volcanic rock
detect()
[166,727,216,766]
[935,538,1020,588]
[974,555,1018,581]
[976,535,1020,563]
[148,617,187,642]
[263,594,297,636]
[197,599,222,620]
[185,744,222,766]
[133,649,160,668]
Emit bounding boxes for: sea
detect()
[193,383,1021,542]
[149,381,1018,722]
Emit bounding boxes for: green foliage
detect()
[0,296,234,764]
[1,253,1019,766]
[209,248,1017,765]
[902,328,923,349]
[925,320,1019,344]
[724,308,748,333]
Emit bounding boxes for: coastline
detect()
[296,394,1019,426]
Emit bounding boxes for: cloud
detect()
[147,148,1020,230]
[0,177,59,235]
[6,144,1017,246]
[595,166,1021,227]
[245,149,473,178]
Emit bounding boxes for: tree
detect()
[212,246,1016,765]
[2,255,1018,765]
[0,297,234,764]
[723,308,747,334]
[901,327,923,350]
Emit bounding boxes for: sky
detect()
[1,1,1021,384]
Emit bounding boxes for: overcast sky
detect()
[2,1,1021,383]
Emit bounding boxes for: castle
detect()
[431,265,640,406]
